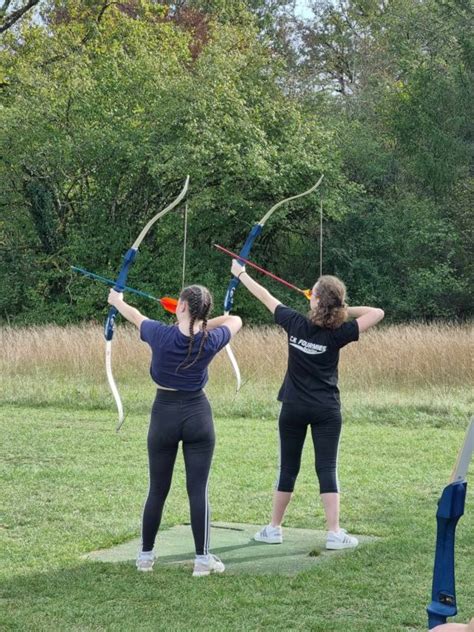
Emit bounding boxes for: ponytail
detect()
[176,286,212,371]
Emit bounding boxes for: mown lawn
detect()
[1,400,473,631]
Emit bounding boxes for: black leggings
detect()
[142,390,215,555]
[276,403,342,494]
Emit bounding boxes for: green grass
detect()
[1,391,473,631]
[1,370,472,423]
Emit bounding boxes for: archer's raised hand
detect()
[108,289,125,307]
[231,259,245,278]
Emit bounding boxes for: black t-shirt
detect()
[274,304,359,408]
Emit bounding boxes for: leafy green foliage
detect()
[0,0,472,324]
[1,0,348,324]
[294,0,473,320]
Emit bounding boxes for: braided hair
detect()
[309,275,348,330]
[176,285,213,371]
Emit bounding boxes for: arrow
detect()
[71,266,177,313]
[214,244,312,300]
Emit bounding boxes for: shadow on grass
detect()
[0,551,435,632]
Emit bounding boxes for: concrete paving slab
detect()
[84,523,377,575]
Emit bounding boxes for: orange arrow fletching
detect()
[159,297,178,313]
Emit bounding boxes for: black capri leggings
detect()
[276,403,342,494]
[141,389,215,555]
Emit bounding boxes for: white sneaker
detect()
[326,529,358,550]
[192,554,225,577]
[254,524,283,544]
[136,550,155,572]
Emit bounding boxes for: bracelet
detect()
[238,269,246,279]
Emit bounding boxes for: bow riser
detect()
[426,418,473,629]
[104,247,138,341]
[427,481,467,629]
[223,224,263,312]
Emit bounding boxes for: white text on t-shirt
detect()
[289,335,327,355]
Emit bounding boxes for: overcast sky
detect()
[294,0,314,20]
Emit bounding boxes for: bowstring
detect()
[181,202,188,290]
[319,197,323,277]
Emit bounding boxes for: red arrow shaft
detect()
[214,244,310,299]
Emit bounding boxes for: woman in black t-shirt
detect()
[230,260,384,549]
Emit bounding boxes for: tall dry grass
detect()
[1,322,472,389]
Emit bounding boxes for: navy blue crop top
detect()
[140,319,231,390]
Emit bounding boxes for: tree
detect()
[0,0,350,324]
[0,0,40,34]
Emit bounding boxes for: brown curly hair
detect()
[309,275,348,330]
[176,285,213,371]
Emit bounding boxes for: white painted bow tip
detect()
[225,344,242,392]
[450,417,474,484]
[106,341,124,426]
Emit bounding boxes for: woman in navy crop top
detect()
[108,284,242,576]
[230,259,384,550]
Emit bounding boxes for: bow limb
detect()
[258,174,324,227]
[224,341,241,391]
[222,175,324,390]
[223,312,242,391]
[130,175,190,250]
[105,176,190,431]
[105,341,124,428]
